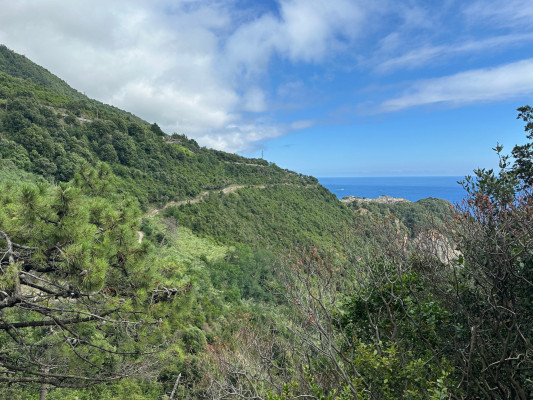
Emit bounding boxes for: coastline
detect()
[318,176,464,203]
[340,195,410,204]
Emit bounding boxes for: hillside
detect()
[0,45,85,100]
[345,196,452,237]
[0,45,356,398]
[0,45,315,208]
[2,45,529,400]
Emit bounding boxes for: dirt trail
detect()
[146,184,266,218]
[137,183,318,243]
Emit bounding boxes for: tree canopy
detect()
[0,164,158,395]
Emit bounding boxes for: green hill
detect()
[0,44,85,100]
[2,45,505,400]
[345,196,453,238]
[0,45,315,208]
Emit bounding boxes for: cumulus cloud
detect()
[0,0,364,152]
[379,59,533,112]
[3,0,530,154]
[241,87,267,113]
[222,0,364,81]
[196,123,286,153]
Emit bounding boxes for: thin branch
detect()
[0,309,115,330]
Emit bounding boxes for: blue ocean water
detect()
[318,177,466,204]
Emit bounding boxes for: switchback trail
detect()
[146,184,267,218]
[137,183,317,243]
[137,184,266,243]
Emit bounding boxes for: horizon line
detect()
[316,175,467,178]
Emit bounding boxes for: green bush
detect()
[182,327,207,354]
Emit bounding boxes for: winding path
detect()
[137,184,266,243]
[147,184,266,217]
[136,182,318,243]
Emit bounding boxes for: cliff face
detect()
[413,230,461,264]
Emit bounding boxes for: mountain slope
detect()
[0,44,85,100]
[0,45,477,400]
[0,45,315,208]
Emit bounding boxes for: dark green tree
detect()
[511,105,533,188]
[0,165,157,398]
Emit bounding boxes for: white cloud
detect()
[0,0,363,152]
[364,0,533,75]
[375,33,533,73]
[463,0,533,28]
[241,87,267,113]
[290,119,315,130]
[197,123,286,152]
[223,0,364,80]
[379,59,533,112]
[5,0,528,154]
[278,0,362,62]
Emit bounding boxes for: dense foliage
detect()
[0,45,323,398]
[511,105,533,188]
[199,144,533,399]
[165,184,353,251]
[0,45,86,101]
[0,46,313,208]
[345,197,452,238]
[0,164,161,398]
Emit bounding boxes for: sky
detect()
[1,0,532,177]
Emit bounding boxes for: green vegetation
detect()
[0,164,161,397]
[0,45,86,100]
[1,45,531,399]
[200,144,533,399]
[346,197,453,237]
[0,46,312,208]
[165,184,353,251]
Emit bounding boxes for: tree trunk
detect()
[169,373,181,400]
[39,381,49,400]
[39,364,50,400]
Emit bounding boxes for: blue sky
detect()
[1,0,532,176]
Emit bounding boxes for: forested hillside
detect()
[1,45,531,400]
[0,45,312,207]
[345,197,452,237]
[0,45,349,399]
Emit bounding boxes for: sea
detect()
[318,176,466,204]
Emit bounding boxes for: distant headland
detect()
[340,195,410,204]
